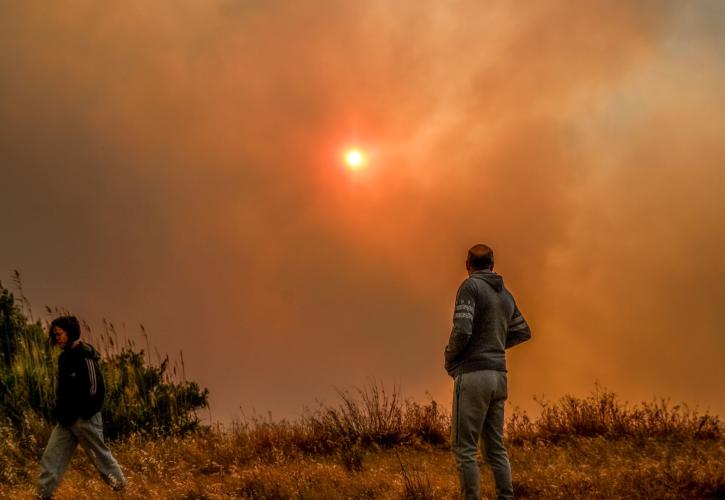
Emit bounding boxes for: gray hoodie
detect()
[444,270,531,377]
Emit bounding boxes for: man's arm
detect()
[445,280,476,364]
[506,304,531,349]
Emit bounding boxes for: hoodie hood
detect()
[470,270,504,292]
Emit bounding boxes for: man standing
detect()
[445,244,531,500]
[37,315,126,498]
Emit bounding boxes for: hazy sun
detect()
[344,148,366,171]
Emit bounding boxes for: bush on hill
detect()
[0,279,209,442]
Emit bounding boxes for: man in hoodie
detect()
[37,315,126,499]
[445,244,531,500]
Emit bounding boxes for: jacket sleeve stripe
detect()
[86,358,97,396]
[509,315,525,327]
[454,312,474,320]
[509,323,528,332]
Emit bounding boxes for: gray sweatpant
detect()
[451,370,513,500]
[37,412,125,497]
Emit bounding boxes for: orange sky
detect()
[1,1,723,421]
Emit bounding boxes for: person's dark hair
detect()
[467,244,494,271]
[49,315,81,346]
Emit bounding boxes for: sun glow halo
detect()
[344,148,366,171]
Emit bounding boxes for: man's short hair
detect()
[49,315,81,345]
[467,244,494,270]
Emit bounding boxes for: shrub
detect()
[507,386,722,444]
[301,384,449,452]
[0,278,209,441]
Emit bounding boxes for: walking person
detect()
[37,315,126,498]
[445,244,531,500]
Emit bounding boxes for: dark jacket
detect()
[53,342,105,426]
[444,270,531,377]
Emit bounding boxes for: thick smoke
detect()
[1,1,722,419]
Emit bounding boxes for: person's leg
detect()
[451,371,492,500]
[481,372,513,500]
[71,412,126,490]
[37,424,79,498]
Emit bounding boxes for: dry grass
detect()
[4,278,723,497]
[1,386,723,499]
[507,386,722,445]
[1,431,723,499]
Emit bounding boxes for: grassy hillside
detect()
[1,385,723,499]
[1,277,723,498]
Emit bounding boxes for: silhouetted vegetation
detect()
[506,386,722,445]
[0,276,209,483]
[1,376,723,497]
[1,273,723,498]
